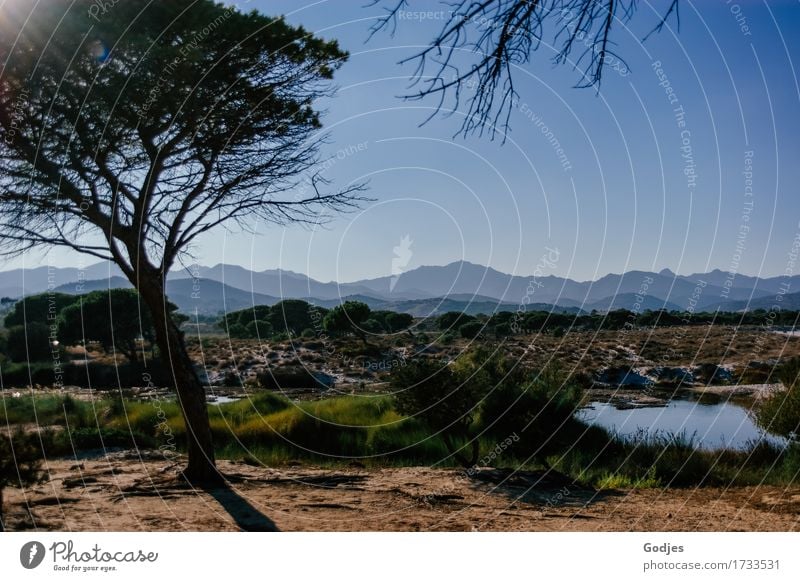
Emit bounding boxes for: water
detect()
[207,395,241,406]
[578,398,787,450]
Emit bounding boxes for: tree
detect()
[459,320,484,339]
[4,293,76,328]
[0,1,364,482]
[244,319,273,339]
[6,323,52,362]
[0,430,46,532]
[372,0,678,137]
[323,301,372,343]
[56,289,181,363]
[268,300,321,337]
[385,312,414,334]
[437,311,476,331]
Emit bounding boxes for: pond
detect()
[578,397,787,450]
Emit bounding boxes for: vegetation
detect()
[0,430,46,531]
[323,301,372,343]
[757,357,800,439]
[391,348,585,468]
[0,0,364,482]
[1,389,795,490]
[56,289,184,363]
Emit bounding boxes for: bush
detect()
[459,321,484,339]
[0,430,47,531]
[67,427,156,450]
[6,323,53,362]
[437,312,475,331]
[245,319,273,338]
[756,357,800,438]
[392,348,519,467]
[481,363,583,460]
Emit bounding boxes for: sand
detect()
[3,451,799,532]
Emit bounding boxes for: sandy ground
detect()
[3,452,799,532]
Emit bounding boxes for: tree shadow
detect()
[469,467,621,508]
[203,483,280,532]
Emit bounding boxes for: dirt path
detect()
[4,452,799,532]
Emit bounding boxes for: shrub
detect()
[459,321,484,339]
[481,363,583,460]
[437,312,475,331]
[6,323,52,362]
[756,357,800,438]
[67,427,156,450]
[0,430,47,531]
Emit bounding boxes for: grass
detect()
[2,390,797,488]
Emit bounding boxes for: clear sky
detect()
[4,0,800,283]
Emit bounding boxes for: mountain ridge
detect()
[4,260,800,315]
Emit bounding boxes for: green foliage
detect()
[595,468,661,490]
[437,311,476,331]
[245,319,273,338]
[0,430,46,489]
[0,394,94,427]
[481,363,583,455]
[67,427,156,450]
[56,289,171,361]
[367,311,414,333]
[6,323,52,362]
[4,293,75,328]
[0,429,47,529]
[756,357,800,438]
[222,300,326,339]
[323,301,371,341]
[459,320,484,339]
[393,359,471,431]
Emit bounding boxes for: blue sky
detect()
[5,0,800,283]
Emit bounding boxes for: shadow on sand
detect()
[469,468,621,509]
[204,482,280,531]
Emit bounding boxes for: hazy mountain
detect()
[52,277,280,314]
[3,260,795,315]
[703,291,800,313]
[0,263,123,297]
[169,263,400,300]
[583,293,682,313]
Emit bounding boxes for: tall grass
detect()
[2,390,797,487]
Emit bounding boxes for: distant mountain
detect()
[703,291,800,313]
[3,260,797,316]
[0,263,123,297]
[52,277,280,314]
[169,263,401,300]
[583,293,682,313]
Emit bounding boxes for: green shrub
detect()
[756,357,800,438]
[459,321,483,339]
[67,427,156,450]
[481,363,583,459]
[6,323,52,362]
[0,429,47,530]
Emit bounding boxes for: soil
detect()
[4,452,799,532]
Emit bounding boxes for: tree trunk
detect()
[139,281,219,484]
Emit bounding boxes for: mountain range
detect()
[1,261,798,316]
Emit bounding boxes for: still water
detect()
[578,398,787,450]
